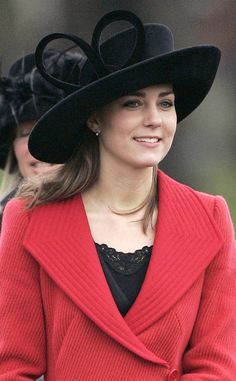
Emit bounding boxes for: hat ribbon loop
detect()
[91,10,145,70]
[35,33,108,91]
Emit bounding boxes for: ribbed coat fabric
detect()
[0,171,235,380]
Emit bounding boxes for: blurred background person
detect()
[0,49,84,228]
[0,49,83,380]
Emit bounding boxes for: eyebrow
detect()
[126,90,174,98]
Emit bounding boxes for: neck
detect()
[85,158,157,212]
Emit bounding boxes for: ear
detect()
[87,112,100,133]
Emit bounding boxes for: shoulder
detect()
[159,170,235,238]
[160,170,221,208]
[190,189,234,239]
[1,194,81,251]
[178,177,231,221]
[28,193,81,221]
[1,198,31,239]
[3,197,29,217]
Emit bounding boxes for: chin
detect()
[131,160,160,169]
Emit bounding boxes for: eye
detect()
[160,99,174,109]
[122,99,143,108]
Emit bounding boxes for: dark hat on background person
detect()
[29,10,221,164]
[0,50,84,170]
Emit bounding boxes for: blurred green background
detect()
[0,0,235,228]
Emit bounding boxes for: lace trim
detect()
[95,242,152,275]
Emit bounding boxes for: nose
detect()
[143,104,162,128]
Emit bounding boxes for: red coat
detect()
[0,171,235,380]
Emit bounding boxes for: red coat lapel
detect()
[23,192,167,366]
[125,171,223,333]
[23,170,222,364]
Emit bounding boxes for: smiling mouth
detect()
[134,137,162,143]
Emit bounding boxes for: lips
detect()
[134,136,162,143]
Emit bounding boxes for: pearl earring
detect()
[95,131,100,136]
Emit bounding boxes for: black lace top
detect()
[95,243,152,316]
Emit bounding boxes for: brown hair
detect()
[17,127,158,233]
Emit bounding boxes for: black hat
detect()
[0,50,83,169]
[29,10,221,164]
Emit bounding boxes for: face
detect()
[13,121,57,178]
[88,84,177,170]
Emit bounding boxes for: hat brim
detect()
[29,45,220,163]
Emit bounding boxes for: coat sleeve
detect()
[0,199,46,379]
[181,196,236,380]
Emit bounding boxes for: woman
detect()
[0,10,235,381]
[0,50,83,227]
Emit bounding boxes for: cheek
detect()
[101,111,137,136]
[100,117,128,143]
[100,129,122,150]
[166,117,177,138]
[171,124,177,138]
[13,139,29,162]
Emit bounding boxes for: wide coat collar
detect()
[23,171,223,366]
